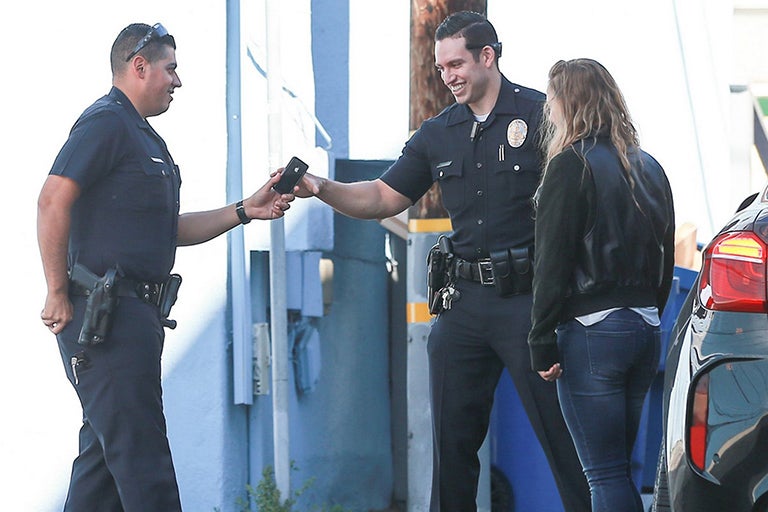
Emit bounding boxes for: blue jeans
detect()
[556,308,660,512]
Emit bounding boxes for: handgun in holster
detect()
[427,235,454,315]
[69,263,120,346]
[159,274,182,329]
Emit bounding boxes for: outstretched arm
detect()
[177,171,294,246]
[295,173,412,220]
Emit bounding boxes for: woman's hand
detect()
[538,363,562,382]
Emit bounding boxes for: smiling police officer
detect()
[37,23,294,512]
[293,11,590,512]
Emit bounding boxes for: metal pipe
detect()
[226,0,254,407]
[265,0,291,498]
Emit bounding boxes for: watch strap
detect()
[236,200,251,224]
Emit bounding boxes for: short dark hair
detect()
[110,23,176,75]
[435,11,500,62]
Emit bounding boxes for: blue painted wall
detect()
[245,160,396,510]
[312,0,350,158]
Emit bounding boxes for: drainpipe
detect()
[226,0,254,409]
[265,0,291,499]
[226,0,258,492]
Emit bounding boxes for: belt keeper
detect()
[137,282,161,306]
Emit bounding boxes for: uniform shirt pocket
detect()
[432,158,464,210]
[494,150,541,201]
[108,157,171,213]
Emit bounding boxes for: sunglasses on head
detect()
[126,23,175,62]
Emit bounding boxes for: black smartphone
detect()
[273,156,309,194]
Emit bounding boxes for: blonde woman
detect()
[528,58,675,512]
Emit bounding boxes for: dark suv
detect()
[653,190,768,512]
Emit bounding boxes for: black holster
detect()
[490,246,533,297]
[159,274,182,329]
[69,263,121,346]
[427,235,454,314]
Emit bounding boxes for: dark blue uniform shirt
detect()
[50,87,181,284]
[381,76,545,261]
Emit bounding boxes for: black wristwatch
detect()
[236,200,251,224]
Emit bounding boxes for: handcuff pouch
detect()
[490,246,533,297]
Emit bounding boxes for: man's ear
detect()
[130,55,147,78]
[481,46,496,68]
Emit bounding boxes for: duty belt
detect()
[454,257,495,286]
[70,277,163,306]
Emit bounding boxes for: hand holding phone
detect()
[273,156,309,194]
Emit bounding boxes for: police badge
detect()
[507,119,528,148]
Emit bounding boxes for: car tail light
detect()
[689,373,710,471]
[699,231,768,312]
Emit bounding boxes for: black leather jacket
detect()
[528,136,675,370]
[571,138,673,304]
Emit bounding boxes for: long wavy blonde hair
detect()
[541,59,639,181]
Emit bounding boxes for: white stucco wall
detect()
[0,2,237,510]
[1,0,336,508]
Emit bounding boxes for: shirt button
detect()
[476,162,482,169]
[514,88,521,93]
[477,219,483,225]
[477,190,483,196]
[439,171,444,177]
[514,164,520,171]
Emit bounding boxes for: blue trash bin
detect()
[490,371,564,512]
[631,265,698,490]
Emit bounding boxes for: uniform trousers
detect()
[427,279,590,512]
[56,296,182,512]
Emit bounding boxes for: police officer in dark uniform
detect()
[37,23,293,512]
[294,11,590,512]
